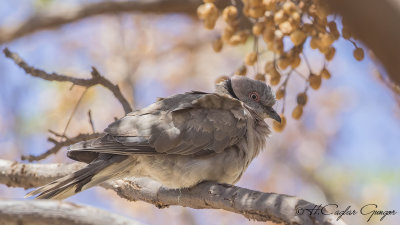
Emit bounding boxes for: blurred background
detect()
[0,0,399,225]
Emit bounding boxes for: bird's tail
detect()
[25,155,131,200]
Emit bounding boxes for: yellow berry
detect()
[310,37,319,49]
[197,4,207,19]
[276,88,285,100]
[353,48,364,61]
[245,52,258,66]
[199,3,218,20]
[212,37,223,52]
[290,30,306,46]
[222,25,236,42]
[270,74,281,86]
[235,65,247,76]
[272,38,284,54]
[303,23,315,35]
[248,7,265,18]
[320,68,331,79]
[325,46,336,61]
[342,26,351,39]
[279,21,293,35]
[292,105,303,120]
[291,55,301,68]
[269,66,280,77]
[222,6,238,24]
[255,73,266,81]
[262,27,275,43]
[273,114,286,132]
[228,36,242,45]
[204,17,217,30]
[309,74,322,90]
[229,31,248,45]
[283,1,296,14]
[328,21,339,39]
[215,75,229,84]
[318,32,334,47]
[296,92,308,105]
[318,45,329,54]
[249,0,263,6]
[263,0,276,11]
[252,22,265,36]
[290,12,301,24]
[264,61,275,73]
[278,56,291,70]
[274,10,286,24]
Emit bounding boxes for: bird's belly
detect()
[136,149,245,189]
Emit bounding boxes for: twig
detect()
[88,110,95,133]
[0,159,347,225]
[294,69,308,80]
[302,53,312,74]
[349,39,358,48]
[62,88,88,139]
[48,129,67,139]
[254,35,260,75]
[21,133,101,162]
[0,0,203,44]
[3,48,132,113]
[278,70,293,114]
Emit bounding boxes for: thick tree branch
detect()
[0,200,142,225]
[0,159,346,225]
[322,0,400,87]
[0,0,203,44]
[3,48,132,113]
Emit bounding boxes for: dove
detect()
[26,75,281,200]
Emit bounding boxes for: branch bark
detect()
[0,200,142,225]
[0,159,346,225]
[3,48,132,114]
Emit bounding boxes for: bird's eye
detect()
[249,92,260,102]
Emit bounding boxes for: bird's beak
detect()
[266,107,281,123]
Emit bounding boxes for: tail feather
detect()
[26,155,131,200]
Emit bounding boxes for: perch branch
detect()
[0,159,347,225]
[3,48,132,113]
[0,200,142,225]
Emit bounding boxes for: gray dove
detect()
[26,75,281,199]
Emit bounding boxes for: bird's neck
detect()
[215,79,239,100]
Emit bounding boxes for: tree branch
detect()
[0,159,346,225]
[322,0,400,87]
[0,0,203,44]
[3,48,132,114]
[0,200,142,225]
[21,133,101,162]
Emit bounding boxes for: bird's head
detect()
[226,75,281,123]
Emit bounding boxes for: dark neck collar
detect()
[226,79,239,100]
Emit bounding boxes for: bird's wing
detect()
[68,92,248,156]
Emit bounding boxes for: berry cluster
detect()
[197,0,364,132]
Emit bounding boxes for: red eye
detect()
[249,92,260,102]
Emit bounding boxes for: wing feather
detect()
[68,92,248,157]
